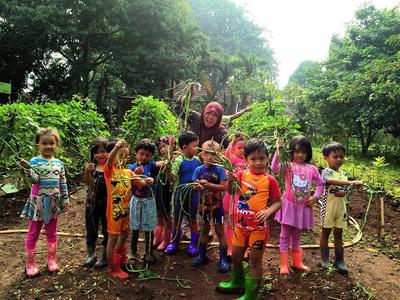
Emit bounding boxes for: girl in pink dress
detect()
[223,133,247,257]
[271,136,324,274]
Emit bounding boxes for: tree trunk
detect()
[81,40,90,97]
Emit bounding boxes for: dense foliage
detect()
[0,96,110,183]
[120,96,177,148]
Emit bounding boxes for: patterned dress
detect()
[21,156,69,224]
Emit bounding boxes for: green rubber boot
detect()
[217,263,245,294]
[235,275,262,300]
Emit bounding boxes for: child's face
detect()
[233,140,245,158]
[37,134,58,158]
[246,150,268,174]
[293,146,307,164]
[94,148,108,165]
[136,148,153,164]
[324,150,344,171]
[200,144,218,165]
[182,140,199,157]
[158,141,169,158]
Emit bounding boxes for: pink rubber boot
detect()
[47,242,59,272]
[153,226,163,248]
[26,248,40,277]
[157,228,171,251]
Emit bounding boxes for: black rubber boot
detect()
[334,247,348,275]
[130,230,139,258]
[94,246,107,269]
[320,247,330,269]
[83,245,96,267]
[143,231,156,264]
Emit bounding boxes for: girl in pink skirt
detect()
[271,136,324,274]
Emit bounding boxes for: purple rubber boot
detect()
[187,230,200,257]
[164,230,182,255]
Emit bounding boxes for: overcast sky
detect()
[234,0,400,87]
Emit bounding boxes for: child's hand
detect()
[276,139,284,150]
[227,171,237,182]
[144,177,154,186]
[115,140,127,149]
[20,159,30,169]
[198,179,210,188]
[306,196,318,208]
[135,164,144,175]
[255,209,271,222]
[194,183,204,192]
[351,180,363,186]
[85,162,95,173]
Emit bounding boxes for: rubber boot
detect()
[47,242,59,273]
[144,231,156,264]
[129,230,139,258]
[83,244,96,267]
[334,247,348,275]
[217,263,245,294]
[291,248,309,271]
[153,226,163,248]
[25,248,40,277]
[236,275,262,300]
[192,243,209,267]
[94,246,107,269]
[218,245,230,273]
[187,230,200,257]
[280,251,289,274]
[165,230,182,255]
[320,247,330,269]
[157,227,171,251]
[106,252,128,279]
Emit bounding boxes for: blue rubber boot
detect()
[218,245,230,273]
[164,230,182,255]
[192,243,209,267]
[187,230,200,257]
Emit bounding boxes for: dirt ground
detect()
[0,186,399,300]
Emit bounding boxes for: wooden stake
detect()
[379,194,385,239]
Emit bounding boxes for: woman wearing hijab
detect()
[174,99,229,149]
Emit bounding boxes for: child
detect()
[165,131,202,256]
[20,128,69,277]
[272,136,324,274]
[320,142,363,274]
[129,139,163,264]
[217,138,281,299]
[154,136,175,251]
[104,140,153,278]
[83,138,109,268]
[223,132,247,257]
[192,140,229,272]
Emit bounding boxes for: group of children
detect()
[20,127,363,299]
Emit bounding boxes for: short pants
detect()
[199,205,224,225]
[232,226,269,250]
[130,195,157,231]
[321,197,347,229]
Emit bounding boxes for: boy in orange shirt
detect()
[104,140,153,278]
[217,138,281,299]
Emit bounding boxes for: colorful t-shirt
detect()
[129,161,157,198]
[21,156,69,224]
[104,164,135,222]
[171,155,202,187]
[192,164,227,210]
[320,168,349,223]
[236,170,281,232]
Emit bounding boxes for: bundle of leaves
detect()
[120,96,177,148]
[0,96,110,185]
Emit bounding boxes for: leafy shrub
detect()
[120,96,177,148]
[0,96,110,184]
